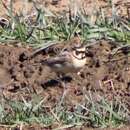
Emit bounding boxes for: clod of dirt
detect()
[19,52,29,62]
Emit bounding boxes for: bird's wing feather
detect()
[42,51,72,67]
[45,57,67,65]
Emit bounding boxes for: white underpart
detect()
[72,54,86,68]
[72,56,86,68]
[71,48,86,68]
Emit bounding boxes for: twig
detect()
[99,80,103,89]
[53,124,76,130]
[110,44,130,55]
[103,55,129,64]
[103,79,115,91]
[120,21,130,31]
[50,109,60,123]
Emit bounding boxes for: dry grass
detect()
[0,0,130,129]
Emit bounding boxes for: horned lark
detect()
[42,45,86,74]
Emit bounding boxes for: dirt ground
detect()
[0,39,129,129]
[0,125,130,130]
[0,0,130,130]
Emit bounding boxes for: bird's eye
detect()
[75,51,80,55]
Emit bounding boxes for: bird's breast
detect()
[72,57,86,68]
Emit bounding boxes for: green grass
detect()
[1,16,130,47]
[0,0,130,129]
[0,92,128,129]
[0,0,130,47]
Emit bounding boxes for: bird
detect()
[42,44,87,75]
[41,44,87,92]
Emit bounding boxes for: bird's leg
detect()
[57,73,68,108]
[56,73,67,89]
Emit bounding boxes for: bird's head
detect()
[72,44,86,60]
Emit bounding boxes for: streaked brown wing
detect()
[41,50,72,70]
[44,57,67,66]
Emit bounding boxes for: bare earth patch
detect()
[0,0,130,129]
[0,39,129,129]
